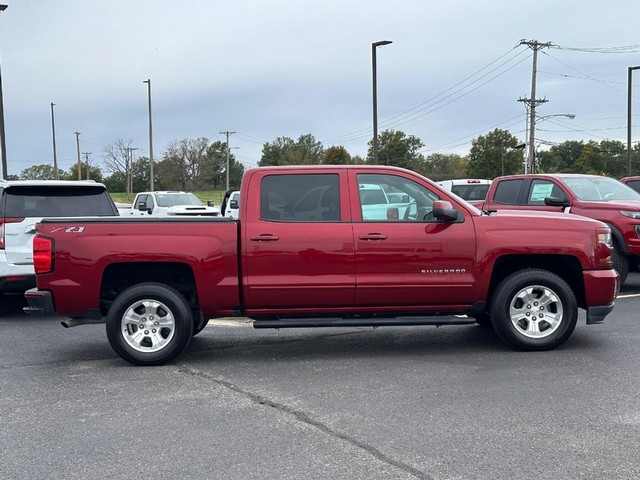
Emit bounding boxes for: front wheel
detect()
[106,283,193,366]
[490,269,577,351]
[611,241,629,284]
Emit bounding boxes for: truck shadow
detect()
[184,324,598,364]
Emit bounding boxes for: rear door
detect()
[242,170,356,310]
[3,185,117,266]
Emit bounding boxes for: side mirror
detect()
[229,199,239,209]
[432,200,459,222]
[544,196,569,208]
[137,201,147,211]
[207,200,215,207]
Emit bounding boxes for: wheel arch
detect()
[485,255,585,311]
[100,262,199,316]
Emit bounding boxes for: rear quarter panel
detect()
[35,218,239,317]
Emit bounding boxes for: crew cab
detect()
[481,173,640,283]
[25,166,618,366]
[120,191,220,216]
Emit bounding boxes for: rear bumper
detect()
[0,275,36,293]
[23,288,56,316]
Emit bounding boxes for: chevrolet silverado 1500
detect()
[25,166,619,365]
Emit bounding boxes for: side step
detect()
[253,316,476,329]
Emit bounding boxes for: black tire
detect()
[611,241,629,284]
[490,269,577,351]
[106,282,193,366]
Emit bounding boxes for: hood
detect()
[166,205,221,216]
[574,199,640,211]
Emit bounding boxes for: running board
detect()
[252,316,475,329]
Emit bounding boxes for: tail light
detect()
[0,218,25,249]
[595,227,613,269]
[33,235,54,274]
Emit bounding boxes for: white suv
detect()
[0,180,119,294]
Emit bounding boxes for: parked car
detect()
[221,190,240,218]
[481,173,640,283]
[0,179,119,294]
[120,191,220,216]
[620,176,640,193]
[436,179,492,203]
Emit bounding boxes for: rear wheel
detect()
[490,269,577,351]
[106,282,193,366]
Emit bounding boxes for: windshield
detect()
[155,193,204,207]
[561,176,640,202]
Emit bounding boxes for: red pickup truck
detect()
[481,173,640,283]
[25,166,618,365]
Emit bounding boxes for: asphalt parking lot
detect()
[1,275,640,480]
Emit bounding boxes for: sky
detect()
[1,0,640,177]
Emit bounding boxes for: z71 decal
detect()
[50,226,86,233]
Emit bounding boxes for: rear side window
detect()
[260,174,340,221]
[626,180,640,193]
[493,179,524,205]
[3,186,116,217]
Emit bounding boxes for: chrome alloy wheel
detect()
[509,284,563,339]
[121,299,176,353]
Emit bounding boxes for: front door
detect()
[350,171,477,308]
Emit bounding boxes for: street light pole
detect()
[372,40,392,165]
[50,103,60,180]
[143,79,154,190]
[628,66,640,176]
[0,4,8,180]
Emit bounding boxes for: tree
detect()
[103,139,136,194]
[20,164,64,180]
[259,134,324,166]
[321,146,352,165]
[205,140,245,190]
[157,137,210,191]
[574,141,607,175]
[466,129,523,178]
[423,153,467,181]
[65,162,104,182]
[536,140,584,173]
[366,129,425,171]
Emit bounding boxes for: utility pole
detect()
[518,39,552,174]
[124,147,139,195]
[220,130,235,191]
[82,152,92,180]
[74,132,81,180]
[0,4,8,180]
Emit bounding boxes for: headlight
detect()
[620,210,640,219]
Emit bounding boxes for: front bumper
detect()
[23,288,56,316]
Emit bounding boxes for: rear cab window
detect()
[493,179,524,205]
[3,185,117,217]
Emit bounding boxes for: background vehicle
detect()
[0,180,118,293]
[25,166,618,366]
[482,173,640,283]
[620,176,640,193]
[120,191,220,216]
[221,190,240,218]
[437,179,492,203]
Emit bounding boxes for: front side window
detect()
[356,173,440,222]
[493,179,524,205]
[527,180,557,205]
[260,174,340,222]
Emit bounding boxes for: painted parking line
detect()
[617,293,640,299]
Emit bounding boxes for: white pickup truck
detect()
[119,191,221,217]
